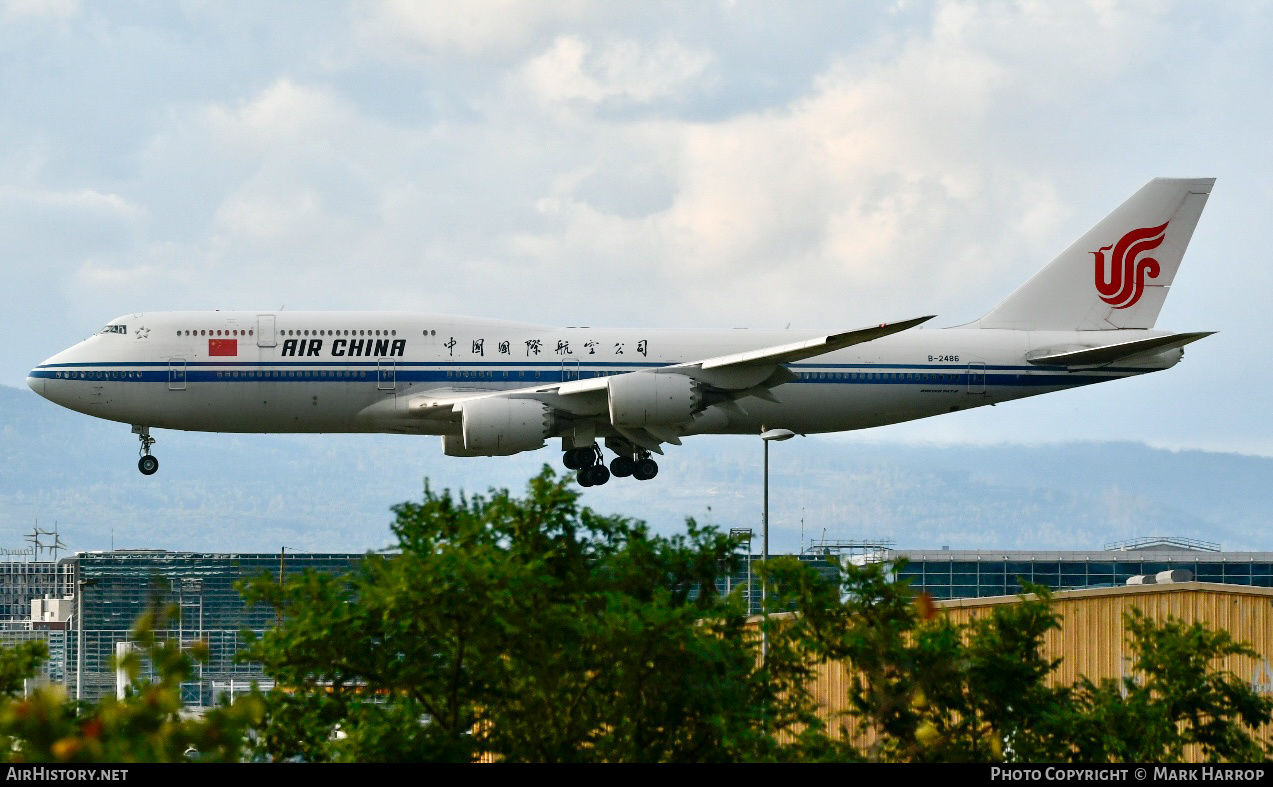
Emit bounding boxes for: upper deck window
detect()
[100,325,126,335]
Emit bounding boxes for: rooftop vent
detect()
[1126,569,1194,586]
[1104,536,1219,553]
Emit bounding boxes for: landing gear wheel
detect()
[577,468,594,487]
[633,458,659,481]
[563,446,599,470]
[134,426,158,475]
[585,464,610,486]
[610,456,635,478]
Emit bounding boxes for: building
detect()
[0,558,73,688]
[718,553,840,614]
[65,550,369,705]
[0,549,374,704]
[885,537,1273,600]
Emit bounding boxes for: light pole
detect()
[277,546,290,628]
[760,427,795,661]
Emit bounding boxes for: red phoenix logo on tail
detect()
[1092,222,1168,309]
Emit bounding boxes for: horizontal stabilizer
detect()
[1027,332,1215,367]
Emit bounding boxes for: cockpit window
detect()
[100,325,127,335]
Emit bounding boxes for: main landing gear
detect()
[562,445,657,487]
[133,425,158,476]
[564,445,608,487]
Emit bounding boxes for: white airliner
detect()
[28,177,1215,484]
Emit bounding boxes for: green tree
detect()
[242,466,825,763]
[771,558,1273,762]
[1067,609,1273,762]
[764,559,1071,762]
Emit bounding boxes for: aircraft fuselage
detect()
[27,310,1178,438]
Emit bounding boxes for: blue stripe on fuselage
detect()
[28,360,1145,389]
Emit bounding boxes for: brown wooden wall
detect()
[935,582,1273,688]
[801,582,1273,756]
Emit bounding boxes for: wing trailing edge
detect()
[696,315,934,371]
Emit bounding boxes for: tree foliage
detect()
[764,559,1074,761]
[241,466,823,762]
[767,558,1273,762]
[243,468,1272,762]
[1067,609,1273,762]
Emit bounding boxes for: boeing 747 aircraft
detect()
[28,177,1215,485]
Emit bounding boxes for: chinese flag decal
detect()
[209,339,238,357]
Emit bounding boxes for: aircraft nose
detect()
[27,360,51,398]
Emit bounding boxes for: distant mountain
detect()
[2,385,1270,554]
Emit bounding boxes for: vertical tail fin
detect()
[974,177,1214,331]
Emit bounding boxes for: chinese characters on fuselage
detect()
[278,337,650,359]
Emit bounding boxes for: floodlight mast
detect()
[759,428,794,662]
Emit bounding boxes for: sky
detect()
[4,0,1273,457]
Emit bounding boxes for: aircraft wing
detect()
[543,315,934,394]
[693,315,934,371]
[406,316,934,426]
[1026,331,1214,368]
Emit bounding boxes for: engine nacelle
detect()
[457,398,554,456]
[608,373,701,427]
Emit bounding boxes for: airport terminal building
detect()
[885,536,1270,599]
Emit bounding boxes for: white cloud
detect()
[1,0,77,22]
[0,184,146,268]
[203,78,356,156]
[0,185,142,222]
[499,0,1178,329]
[354,0,585,58]
[4,0,1269,457]
[522,35,715,107]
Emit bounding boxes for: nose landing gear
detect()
[133,425,158,475]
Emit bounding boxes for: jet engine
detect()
[608,373,701,427]
[454,398,554,456]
